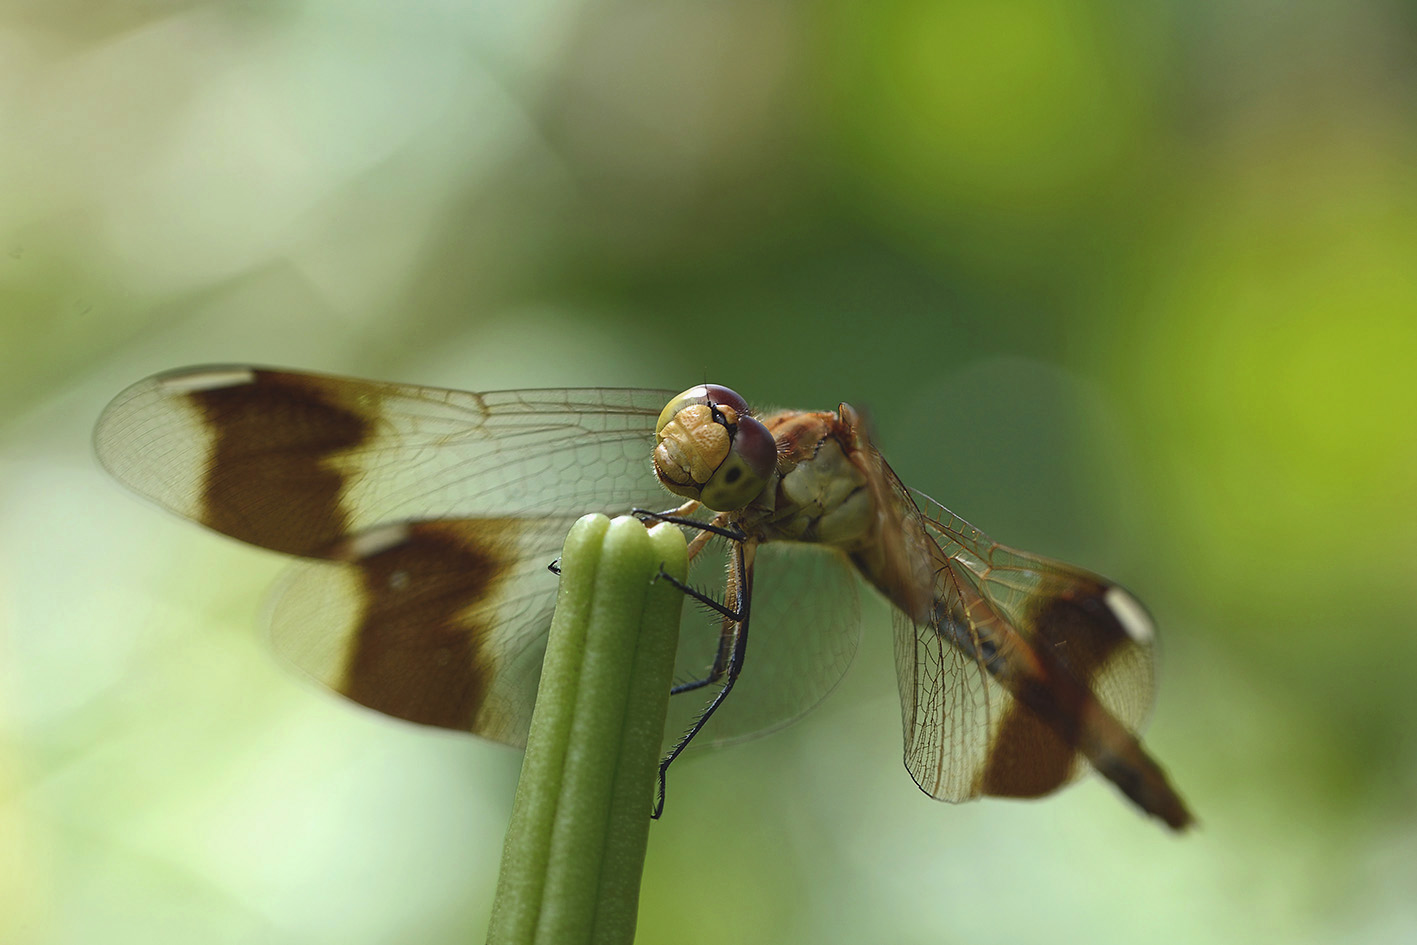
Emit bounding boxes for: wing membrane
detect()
[269,518,865,750]
[892,483,1173,820]
[911,489,1157,744]
[95,366,687,745]
[666,538,862,751]
[268,515,581,746]
[95,365,675,557]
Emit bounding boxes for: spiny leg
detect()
[646,510,745,696]
[654,539,757,819]
[636,505,743,694]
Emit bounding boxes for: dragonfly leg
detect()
[653,540,756,819]
[656,522,748,693]
[655,569,741,622]
[632,507,746,543]
[668,590,742,697]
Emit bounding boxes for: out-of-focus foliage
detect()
[2,1,1414,943]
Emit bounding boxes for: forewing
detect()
[665,538,862,751]
[95,365,675,557]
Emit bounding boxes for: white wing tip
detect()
[157,367,257,393]
[1105,586,1154,644]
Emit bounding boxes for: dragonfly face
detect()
[96,368,1192,830]
[652,384,777,512]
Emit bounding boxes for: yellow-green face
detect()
[652,384,778,512]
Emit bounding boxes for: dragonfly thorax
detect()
[765,435,874,548]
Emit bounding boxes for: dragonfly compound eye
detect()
[653,385,777,511]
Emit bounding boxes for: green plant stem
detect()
[486,514,687,945]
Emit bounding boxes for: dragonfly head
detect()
[653,384,777,512]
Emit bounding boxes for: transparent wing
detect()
[96,365,690,747]
[665,537,862,751]
[911,489,1157,742]
[889,548,1001,802]
[897,486,1159,802]
[95,365,677,557]
[263,516,862,750]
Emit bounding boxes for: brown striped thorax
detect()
[96,366,1193,831]
[753,406,876,551]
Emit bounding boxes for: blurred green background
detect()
[3,1,1415,942]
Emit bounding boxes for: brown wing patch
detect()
[980,582,1129,797]
[324,519,519,732]
[1032,585,1137,680]
[189,371,371,557]
[979,705,1077,798]
[268,514,580,747]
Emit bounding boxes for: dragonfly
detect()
[95,366,1193,830]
